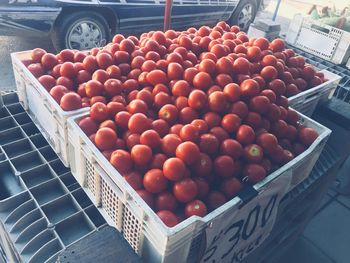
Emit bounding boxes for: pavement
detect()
[0,1,350,262]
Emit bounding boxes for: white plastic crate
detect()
[67,111,330,263]
[288,69,341,116]
[286,14,350,65]
[11,51,89,167]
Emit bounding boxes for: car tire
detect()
[51,11,110,51]
[229,0,257,32]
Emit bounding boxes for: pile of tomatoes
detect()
[26,22,321,227]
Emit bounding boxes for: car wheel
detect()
[229,0,257,32]
[52,11,110,51]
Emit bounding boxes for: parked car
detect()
[0,0,266,50]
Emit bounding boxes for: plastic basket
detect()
[0,93,106,263]
[67,110,331,263]
[286,14,350,64]
[288,69,341,116]
[10,51,89,167]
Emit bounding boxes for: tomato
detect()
[260,89,277,103]
[141,60,157,72]
[179,107,198,124]
[41,53,58,69]
[60,93,82,111]
[292,142,306,156]
[249,95,270,113]
[150,153,167,169]
[159,104,178,124]
[127,99,148,114]
[110,150,133,174]
[188,120,206,136]
[266,103,281,121]
[128,113,150,134]
[131,144,152,166]
[233,57,250,74]
[260,66,278,81]
[192,153,213,178]
[220,139,243,159]
[176,141,200,165]
[56,76,74,90]
[28,63,44,78]
[184,67,199,83]
[240,79,260,98]
[95,127,117,150]
[221,114,241,133]
[261,55,277,67]
[210,44,227,58]
[286,109,299,126]
[243,164,266,183]
[99,120,117,132]
[123,171,143,190]
[309,76,322,87]
[256,133,278,153]
[114,111,131,130]
[172,80,191,97]
[59,49,75,62]
[31,48,46,63]
[173,178,198,203]
[286,84,300,97]
[199,133,219,156]
[193,72,213,90]
[270,38,285,52]
[215,57,233,75]
[152,119,170,137]
[59,62,76,79]
[157,210,179,227]
[223,83,240,103]
[85,80,104,98]
[243,144,264,163]
[168,62,184,80]
[236,124,255,145]
[230,101,249,119]
[155,192,178,212]
[295,78,308,91]
[163,157,186,181]
[90,102,109,122]
[194,177,210,198]
[38,75,56,91]
[76,70,91,84]
[175,96,189,110]
[271,119,288,139]
[139,130,160,149]
[253,37,269,50]
[188,90,207,110]
[268,79,286,97]
[206,191,227,211]
[199,59,216,74]
[215,73,233,88]
[78,117,99,136]
[246,46,262,62]
[161,134,182,156]
[301,66,316,81]
[220,177,242,198]
[185,200,207,218]
[298,127,318,146]
[179,124,199,142]
[214,155,235,177]
[154,92,172,109]
[126,134,140,150]
[208,91,227,113]
[143,169,168,194]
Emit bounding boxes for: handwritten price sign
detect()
[201,171,292,263]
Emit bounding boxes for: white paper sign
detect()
[200,171,292,263]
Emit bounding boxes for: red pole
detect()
[164,0,173,31]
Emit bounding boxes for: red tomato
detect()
[161,134,182,156]
[220,139,243,159]
[90,102,109,122]
[173,178,198,203]
[206,191,227,211]
[180,124,200,142]
[168,62,184,80]
[155,192,178,212]
[236,125,255,145]
[215,73,233,88]
[172,80,191,97]
[150,153,167,169]
[223,83,240,102]
[246,46,262,62]
[221,114,241,133]
[85,80,104,98]
[240,79,260,98]
[110,150,133,174]
[143,169,168,194]
[220,177,242,198]
[230,101,249,119]
[193,72,213,90]
[60,93,82,111]
[233,57,250,74]
[154,92,172,109]
[38,75,56,91]
[31,48,46,63]
[243,164,266,183]
[253,37,269,50]
[28,63,44,78]
[128,113,150,134]
[243,144,264,163]
[131,144,152,166]
[188,90,208,111]
[185,200,207,218]
[256,133,278,153]
[163,157,186,181]
[214,155,235,177]
[191,119,209,135]
[41,53,58,69]
[193,153,213,177]
[199,59,216,74]
[152,119,170,137]
[260,66,278,81]
[176,141,200,165]
[194,177,210,198]
[78,117,99,136]
[95,127,117,150]
[208,91,227,113]
[298,127,318,146]
[199,133,219,156]
[157,210,179,227]
[179,107,198,124]
[159,104,178,124]
[249,96,270,113]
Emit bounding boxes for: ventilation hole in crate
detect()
[187,234,203,262]
[101,178,122,228]
[122,206,141,254]
[85,157,96,196]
